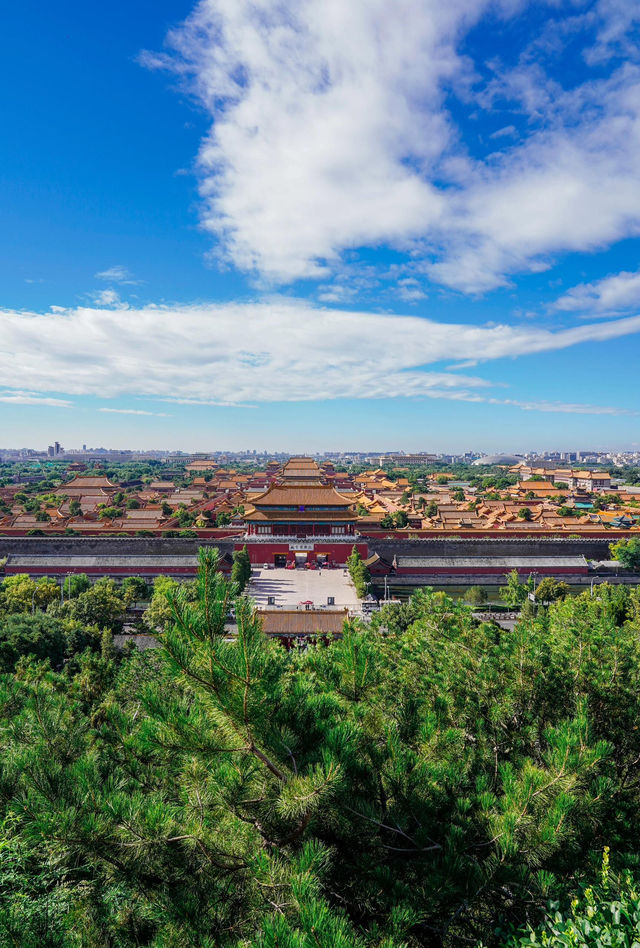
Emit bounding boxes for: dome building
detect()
[472,454,524,466]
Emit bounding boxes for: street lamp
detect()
[61,571,72,604]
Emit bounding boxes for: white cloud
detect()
[430,65,640,292]
[397,278,427,302]
[585,0,640,65]
[98,408,172,416]
[92,288,123,307]
[145,0,487,282]
[0,390,72,408]
[553,268,640,315]
[144,0,640,293]
[316,284,359,304]
[0,299,638,414]
[489,125,518,140]
[95,266,139,284]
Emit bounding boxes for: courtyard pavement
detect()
[247,566,361,610]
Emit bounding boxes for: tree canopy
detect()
[1,553,640,945]
[610,537,640,572]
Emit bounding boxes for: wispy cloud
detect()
[98,408,172,416]
[552,268,640,316]
[91,288,123,307]
[144,0,640,294]
[0,299,638,414]
[488,125,517,140]
[0,390,72,408]
[95,265,139,284]
[397,278,427,303]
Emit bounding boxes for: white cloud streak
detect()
[0,390,72,408]
[98,408,172,416]
[144,0,640,293]
[95,266,139,284]
[553,268,640,316]
[0,300,638,414]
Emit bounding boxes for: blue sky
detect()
[1,0,640,453]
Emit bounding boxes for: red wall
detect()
[240,541,368,565]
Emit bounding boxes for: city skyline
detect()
[2,1,640,449]
[3,442,640,462]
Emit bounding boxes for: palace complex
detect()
[4,454,637,649]
[1,455,639,582]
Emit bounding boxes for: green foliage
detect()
[231,544,252,593]
[0,613,67,671]
[534,577,570,603]
[506,849,640,947]
[499,569,534,607]
[0,612,101,671]
[143,575,196,631]
[121,576,150,604]
[3,555,640,945]
[393,509,409,527]
[98,505,123,520]
[0,575,61,615]
[347,545,370,597]
[175,507,196,528]
[60,578,126,631]
[62,573,91,600]
[378,510,409,528]
[518,506,533,520]
[558,505,576,517]
[610,537,640,571]
[464,584,488,605]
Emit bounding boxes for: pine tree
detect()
[2,561,640,946]
[231,544,252,592]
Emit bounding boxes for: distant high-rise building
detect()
[47,445,55,457]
